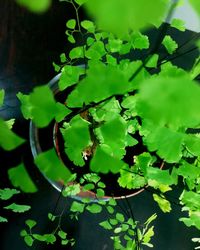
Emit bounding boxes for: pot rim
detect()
[29,72,146,201]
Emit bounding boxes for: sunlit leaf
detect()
[8,163,37,193]
[162,35,178,54]
[70,201,85,213]
[171,18,186,31]
[153,194,171,213]
[4,203,31,213]
[0,119,25,151]
[86,204,102,213]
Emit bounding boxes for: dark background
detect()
[0,0,199,249]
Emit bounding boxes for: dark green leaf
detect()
[8,163,37,193]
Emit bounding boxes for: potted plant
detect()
[0,0,200,249]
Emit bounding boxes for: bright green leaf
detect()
[43,234,56,244]
[99,220,112,230]
[25,219,37,229]
[75,0,88,5]
[131,32,149,50]
[0,119,25,151]
[146,54,159,68]
[66,19,76,29]
[69,46,84,60]
[0,188,20,200]
[153,194,171,213]
[162,35,178,54]
[8,163,37,193]
[81,20,95,32]
[86,204,102,213]
[171,18,186,31]
[189,0,200,16]
[70,201,85,213]
[4,203,31,213]
[34,148,71,184]
[0,216,8,223]
[116,213,125,223]
[58,230,67,239]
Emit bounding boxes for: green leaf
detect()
[24,235,34,247]
[116,213,125,223]
[4,203,31,213]
[85,41,106,60]
[85,0,169,37]
[43,234,56,244]
[171,18,186,31]
[67,62,131,107]
[190,56,200,80]
[118,165,146,189]
[177,161,200,179]
[61,116,91,166]
[95,115,127,159]
[55,103,71,122]
[70,201,85,213]
[69,46,84,60]
[0,216,8,223]
[60,53,67,63]
[184,134,200,156]
[114,227,122,234]
[66,19,76,29]
[5,119,15,129]
[0,89,5,107]
[131,32,149,50]
[162,35,178,54]
[48,213,56,221]
[62,184,80,197]
[35,148,71,183]
[81,20,95,32]
[109,218,118,225]
[16,0,51,13]
[143,226,155,243]
[153,194,171,213]
[90,145,125,174]
[25,219,37,229]
[146,54,159,68]
[137,76,200,128]
[20,230,28,237]
[189,0,200,15]
[107,206,115,214]
[147,167,175,185]
[59,65,84,91]
[107,38,123,53]
[17,92,33,119]
[108,198,117,206]
[86,204,102,213]
[61,239,69,245]
[0,119,25,151]
[99,220,112,230]
[8,163,37,193]
[180,211,200,230]
[67,34,76,44]
[58,230,67,239]
[180,191,200,210]
[32,234,46,241]
[0,188,20,200]
[82,183,95,191]
[74,0,88,5]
